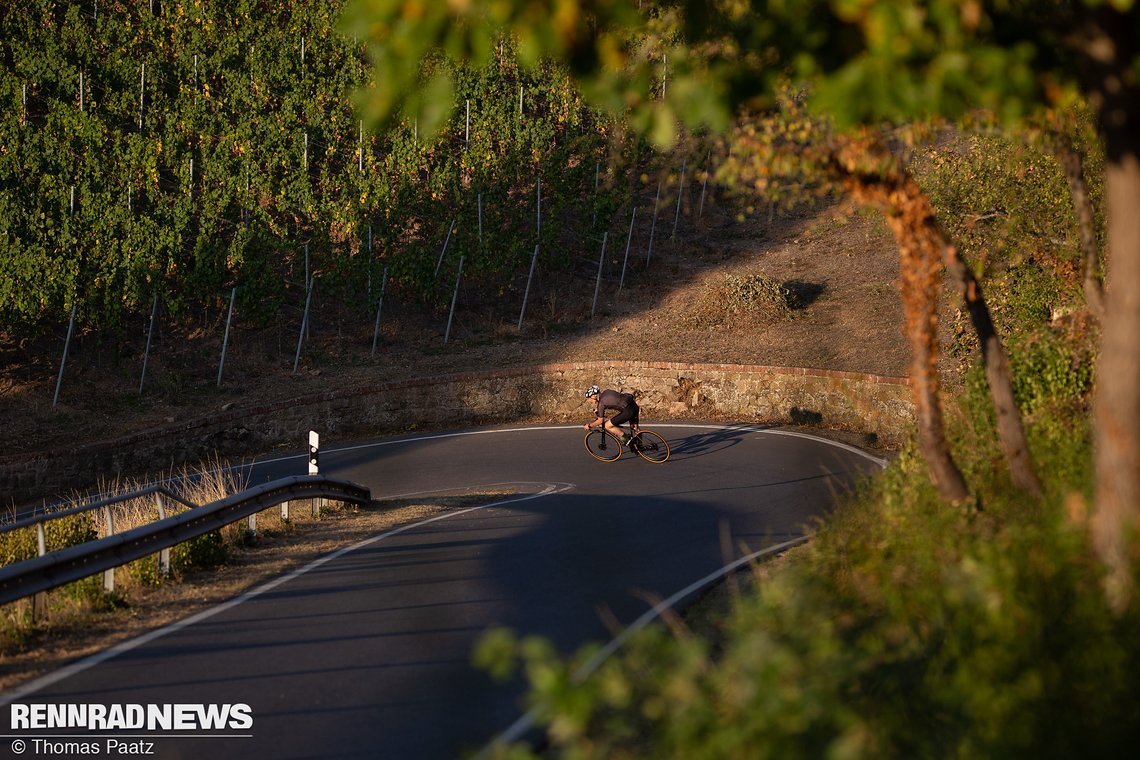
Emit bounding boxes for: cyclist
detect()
[583,385,640,445]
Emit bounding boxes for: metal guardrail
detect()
[0,475,371,608]
[1,484,198,534]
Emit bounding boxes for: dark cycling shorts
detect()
[611,402,639,427]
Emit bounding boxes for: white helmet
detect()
[585,385,600,398]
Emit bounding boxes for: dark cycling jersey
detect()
[595,389,636,418]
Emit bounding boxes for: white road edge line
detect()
[476,535,811,758]
[0,484,574,706]
[252,422,889,469]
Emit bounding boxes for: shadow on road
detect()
[662,424,775,461]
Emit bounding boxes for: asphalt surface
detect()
[1,423,883,759]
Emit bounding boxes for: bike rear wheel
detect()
[631,429,670,463]
[584,429,623,462]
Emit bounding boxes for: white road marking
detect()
[477,536,811,757]
[253,422,889,469]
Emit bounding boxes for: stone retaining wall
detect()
[2,361,913,506]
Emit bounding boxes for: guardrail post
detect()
[33,522,47,620]
[102,506,115,594]
[246,512,257,541]
[155,494,170,576]
[281,500,290,520]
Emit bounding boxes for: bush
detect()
[683,273,797,328]
[0,513,98,566]
[1007,329,1094,418]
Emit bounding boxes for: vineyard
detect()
[0,0,707,366]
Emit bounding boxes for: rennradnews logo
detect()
[10,703,253,731]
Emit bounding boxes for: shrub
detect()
[683,273,797,328]
[0,513,98,566]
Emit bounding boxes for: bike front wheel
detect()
[631,429,670,463]
[584,429,623,462]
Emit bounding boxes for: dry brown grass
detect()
[680,272,799,329]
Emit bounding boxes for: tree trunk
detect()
[1053,134,1106,320]
[869,150,1040,497]
[1078,2,1140,610]
[938,236,1044,498]
[1092,154,1140,609]
[847,174,970,503]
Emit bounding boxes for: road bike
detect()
[583,427,670,463]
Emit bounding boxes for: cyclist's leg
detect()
[609,407,634,441]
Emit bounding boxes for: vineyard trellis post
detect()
[53,303,77,408]
[592,162,600,227]
[698,150,711,222]
[217,287,237,387]
[366,224,373,299]
[671,160,686,241]
[139,293,158,394]
[435,219,455,277]
[371,265,388,356]
[303,241,311,338]
[620,208,637,291]
[293,280,314,374]
[445,256,464,343]
[518,244,539,330]
[592,232,609,317]
[646,181,661,265]
[137,63,146,129]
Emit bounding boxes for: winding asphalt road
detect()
[1,423,883,759]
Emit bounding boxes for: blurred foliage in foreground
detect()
[472,114,1136,757]
[476,382,1139,758]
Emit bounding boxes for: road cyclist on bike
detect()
[582,385,640,446]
